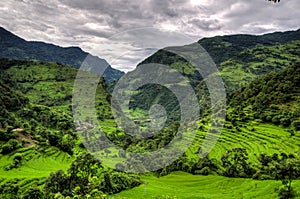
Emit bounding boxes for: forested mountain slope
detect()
[0,27,124,82]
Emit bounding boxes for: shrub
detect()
[278,187,295,199]
[272,115,281,125]
[22,187,44,199]
[1,139,19,154]
[280,118,291,127]
[292,120,300,131]
[198,166,210,175]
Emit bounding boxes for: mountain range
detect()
[0,27,124,82]
[131,28,300,120]
[0,27,300,198]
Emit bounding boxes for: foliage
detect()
[44,152,141,198]
[1,139,20,154]
[22,187,44,199]
[271,157,300,198]
[229,62,300,127]
[0,181,20,199]
[221,148,255,178]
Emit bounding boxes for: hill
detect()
[198,28,300,65]
[229,62,300,129]
[1,29,300,198]
[0,27,124,82]
[129,37,300,123]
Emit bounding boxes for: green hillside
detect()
[0,59,142,198]
[219,40,300,91]
[198,28,300,65]
[128,39,300,124]
[1,28,300,198]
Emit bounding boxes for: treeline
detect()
[0,152,141,199]
[154,149,300,199]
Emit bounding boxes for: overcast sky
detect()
[0,0,299,72]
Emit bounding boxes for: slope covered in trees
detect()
[229,62,300,129]
[129,35,300,124]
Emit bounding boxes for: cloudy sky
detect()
[0,0,299,72]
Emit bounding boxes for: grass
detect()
[114,171,300,199]
[0,146,73,189]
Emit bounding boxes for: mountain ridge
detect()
[0,27,124,82]
[198,28,300,64]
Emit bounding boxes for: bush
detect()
[0,181,20,198]
[13,153,23,162]
[198,166,210,175]
[0,129,17,141]
[4,153,23,170]
[272,115,281,125]
[1,139,19,154]
[22,187,44,199]
[278,187,295,199]
[292,121,300,131]
[280,118,291,127]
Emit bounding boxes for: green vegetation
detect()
[115,171,300,199]
[0,28,300,198]
[130,36,300,124]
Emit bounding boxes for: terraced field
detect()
[189,122,300,162]
[92,118,300,161]
[114,171,300,199]
[0,146,73,190]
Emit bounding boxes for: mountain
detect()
[198,29,300,65]
[130,29,300,121]
[1,30,300,198]
[140,29,300,80]
[0,27,124,82]
[0,58,112,118]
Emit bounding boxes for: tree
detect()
[44,170,69,197]
[101,173,114,194]
[192,156,219,175]
[67,152,103,195]
[1,139,19,154]
[271,158,300,199]
[221,148,254,177]
[0,181,20,199]
[22,187,44,199]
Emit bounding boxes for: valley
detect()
[0,27,299,198]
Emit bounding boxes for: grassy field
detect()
[114,171,300,199]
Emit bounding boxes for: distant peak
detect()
[0,27,24,41]
[0,27,10,32]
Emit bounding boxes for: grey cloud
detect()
[0,0,299,72]
[188,18,222,31]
